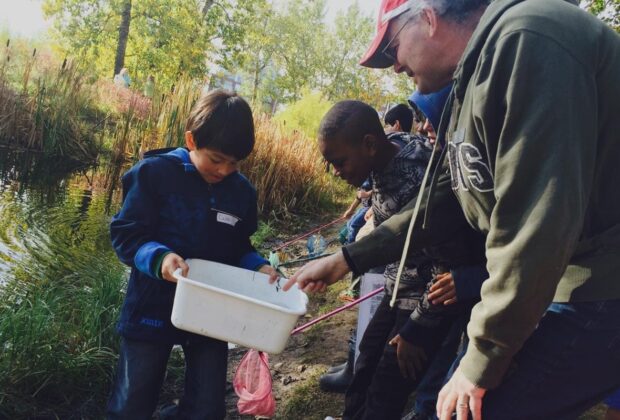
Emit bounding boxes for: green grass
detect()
[0,260,126,418]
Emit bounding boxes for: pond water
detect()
[0,149,122,286]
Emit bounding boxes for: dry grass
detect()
[241,114,348,216]
[101,80,349,217]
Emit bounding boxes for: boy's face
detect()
[185,131,238,184]
[319,134,375,187]
[423,119,437,144]
[384,120,401,133]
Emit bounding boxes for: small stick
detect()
[291,287,383,335]
[273,216,345,252]
[277,252,335,267]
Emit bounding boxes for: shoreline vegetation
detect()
[0,38,350,418]
[0,38,350,217]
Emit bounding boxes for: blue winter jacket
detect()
[111,147,268,343]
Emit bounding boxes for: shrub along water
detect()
[0,40,100,163]
[102,78,350,217]
[243,114,349,216]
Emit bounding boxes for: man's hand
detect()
[388,334,427,380]
[161,253,189,283]
[259,264,280,284]
[282,251,350,292]
[437,368,486,420]
[428,272,457,305]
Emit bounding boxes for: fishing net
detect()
[233,349,276,417]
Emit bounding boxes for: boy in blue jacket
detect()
[107,89,277,419]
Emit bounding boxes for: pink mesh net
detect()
[233,349,276,417]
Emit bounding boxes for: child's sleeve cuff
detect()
[134,241,173,278]
[239,251,269,271]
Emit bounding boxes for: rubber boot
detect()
[326,360,348,374]
[320,338,355,393]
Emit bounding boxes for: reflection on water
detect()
[0,153,126,283]
[0,147,91,197]
[0,149,119,285]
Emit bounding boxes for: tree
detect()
[232,0,412,114]
[584,0,619,32]
[113,0,131,76]
[274,88,332,137]
[268,0,328,102]
[229,0,275,105]
[43,0,261,89]
[319,4,413,109]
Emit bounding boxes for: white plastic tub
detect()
[171,259,307,354]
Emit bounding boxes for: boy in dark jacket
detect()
[107,89,276,419]
[315,100,485,420]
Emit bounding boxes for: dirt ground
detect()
[223,219,355,420]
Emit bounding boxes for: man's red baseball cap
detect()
[360,0,413,68]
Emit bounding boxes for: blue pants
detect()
[412,312,468,419]
[106,336,228,420]
[344,295,452,420]
[347,206,369,244]
[450,300,620,420]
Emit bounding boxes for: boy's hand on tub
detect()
[259,264,280,284]
[282,251,349,293]
[161,253,189,283]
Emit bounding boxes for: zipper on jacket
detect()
[423,86,458,228]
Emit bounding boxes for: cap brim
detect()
[359,22,393,69]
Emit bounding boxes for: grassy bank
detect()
[0,185,126,418]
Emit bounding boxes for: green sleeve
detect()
[458,30,597,388]
[344,170,466,273]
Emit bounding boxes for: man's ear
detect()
[422,7,438,37]
[185,131,196,150]
[394,120,402,131]
[362,134,378,155]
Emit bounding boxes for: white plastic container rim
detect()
[172,268,308,315]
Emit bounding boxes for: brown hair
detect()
[185,89,255,160]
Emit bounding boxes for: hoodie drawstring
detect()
[390,139,440,308]
[390,87,457,308]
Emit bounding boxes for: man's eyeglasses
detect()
[381,17,414,63]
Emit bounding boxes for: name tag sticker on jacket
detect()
[217,212,240,226]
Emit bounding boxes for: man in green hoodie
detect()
[284,0,620,419]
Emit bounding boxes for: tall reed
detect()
[243,114,349,216]
[101,79,348,217]
[0,39,100,162]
